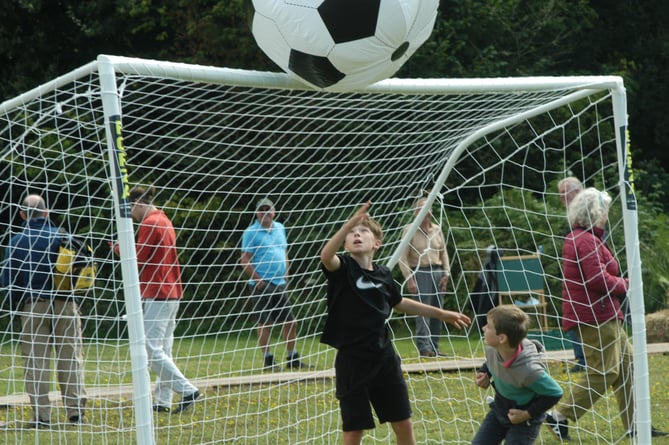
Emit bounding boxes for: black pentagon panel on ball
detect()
[318,0,380,44]
[289,49,346,89]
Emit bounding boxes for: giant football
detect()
[249,0,439,91]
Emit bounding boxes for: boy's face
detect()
[482,316,504,347]
[344,224,381,254]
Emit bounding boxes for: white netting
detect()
[0,56,651,444]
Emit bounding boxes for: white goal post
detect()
[0,54,652,444]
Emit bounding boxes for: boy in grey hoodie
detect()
[473,305,562,445]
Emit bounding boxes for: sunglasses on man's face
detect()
[258,206,271,212]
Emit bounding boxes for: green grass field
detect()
[0,331,667,444]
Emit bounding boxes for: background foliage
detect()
[1,0,668,316]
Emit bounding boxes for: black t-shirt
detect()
[320,254,403,358]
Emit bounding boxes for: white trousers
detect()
[143,299,197,406]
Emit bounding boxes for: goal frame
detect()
[0,53,648,444]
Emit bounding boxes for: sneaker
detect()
[286,352,313,369]
[172,390,201,414]
[545,413,570,441]
[625,426,668,438]
[152,405,171,413]
[419,350,436,358]
[25,419,50,429]
[264,354,281,371]
[68,413,84,424]
[653,427,669,437]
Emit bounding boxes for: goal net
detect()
[0,55,651,444]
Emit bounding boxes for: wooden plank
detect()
[0,343,666,406]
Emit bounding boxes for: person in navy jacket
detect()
[1,194,86,427]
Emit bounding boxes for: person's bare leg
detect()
[342,429,364,445]
[257,324,271,354]
[391,418,416,445]
[282,320,297,352]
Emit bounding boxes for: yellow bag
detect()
[53,235,97,293]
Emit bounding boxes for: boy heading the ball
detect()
[320,201,471,445]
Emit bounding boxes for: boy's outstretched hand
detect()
[394,299,472,328]
[441,310,471,330]
[321,200,374,272]
[350,200,372,225]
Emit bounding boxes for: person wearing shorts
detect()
[251,282,295,327]
[320,201,471,445]
[241,198,310,370]
[336,352,411,432]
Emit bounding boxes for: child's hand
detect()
[507,408,531,424]
[442,310,471,330]
[350,201,372,225]
[474,371,490,388]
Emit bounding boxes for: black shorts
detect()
[251,283,295,324]
[335,351,412,432]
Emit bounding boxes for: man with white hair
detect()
[1,194,87,428]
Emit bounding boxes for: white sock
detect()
[552,410,567,422]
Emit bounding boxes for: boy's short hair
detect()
[362,218,383,241]
[487,305,529,348]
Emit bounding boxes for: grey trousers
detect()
[413,267,446,353]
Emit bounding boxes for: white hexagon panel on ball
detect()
[250,0,439,92]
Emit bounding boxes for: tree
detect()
[400,0,597,78]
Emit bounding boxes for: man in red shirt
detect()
[125,186,200,414]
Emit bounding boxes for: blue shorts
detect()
[335,351,412,432]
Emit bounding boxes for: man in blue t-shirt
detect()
[241,198,310,371]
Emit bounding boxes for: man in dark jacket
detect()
[1,194,87,428]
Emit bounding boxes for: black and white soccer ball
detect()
[250,0,439,91]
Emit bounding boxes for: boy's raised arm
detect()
[320,201,372,271]
[394,297,471,330]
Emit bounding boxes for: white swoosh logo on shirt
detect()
[356,276,383,290]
